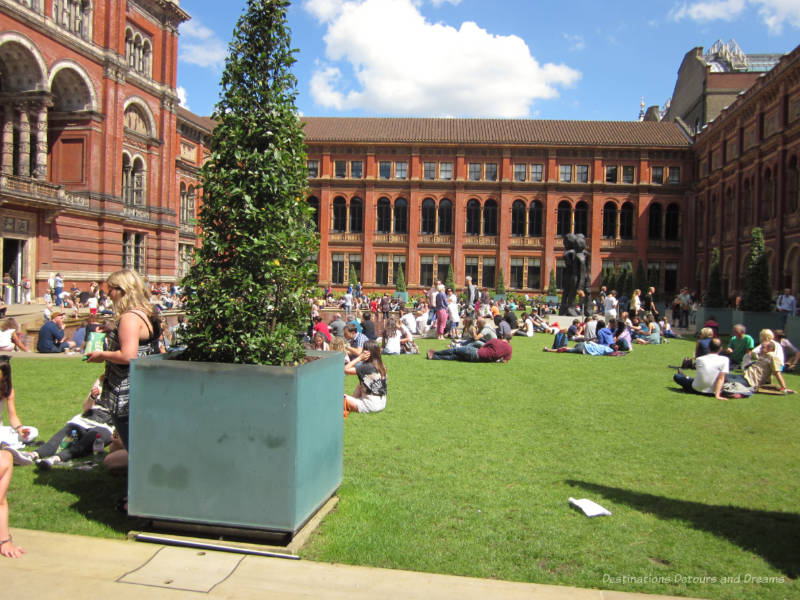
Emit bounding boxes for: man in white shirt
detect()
[583,315,598,342]
[400,309,417,335]
[776,288,796,325]
[603,290,618,320]
[673,338,730,399]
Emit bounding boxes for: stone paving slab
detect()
[1,528,701,600]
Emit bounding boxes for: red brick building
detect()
[303,118,694,295]
[0,0,208,299]
[692,44,800,297]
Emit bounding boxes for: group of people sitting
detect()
[674,324,797,399]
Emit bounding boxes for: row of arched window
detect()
[121,154,145,207]
[125,29,152,77]
[309,196,680,240]
[179,182,196,224]
[54,0,91,41]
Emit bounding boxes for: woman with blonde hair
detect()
[744,328,785,369]
[86,269,161,449]
[0,319,27,352]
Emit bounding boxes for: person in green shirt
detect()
[724,324,754,367]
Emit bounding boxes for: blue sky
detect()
[176,0,799,120]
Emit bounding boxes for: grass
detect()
[4,340,800,599]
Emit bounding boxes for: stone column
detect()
[615,208,621,240]
[2,105,14,175]
[33,105,48,179]
[16,108,30,178]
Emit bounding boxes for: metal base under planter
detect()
[127,350,344,536]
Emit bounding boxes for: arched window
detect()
[421,198,436,235]
[528,200,542,237]
[126,29,135,68]
[761,168,774,222]
[648,202,662,239]
[54,0,91,40]
[511,200,526,237]
[742,179,752,225]
[332,197,347,232]
[180,184,195,223]
[665,203,680,240]
[349,197,363,232]
[602,202,617,239]
[466,199,481,235]
[620,202,634,239]
[142,40,152,76]
[376,197,391,233]
[179,182,187,221]
[483,199,498,235]
[438,199,452,235]
[121,156,145,206]
[307,196,319,232]
[556,201,571,236]
[394,198,408,233]
[122,154,132,204]
[574,201,588,236]
[788,157,799,214]
[724,187,734,230]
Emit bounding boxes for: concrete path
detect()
[1,528,699,599]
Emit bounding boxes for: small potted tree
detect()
[733,226,780,333]
[393,263,408,303]
[494,267,507,302]
[127,0,343,536]
[546,268,559,306]
[699,248,733,334]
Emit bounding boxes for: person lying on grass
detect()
[542,341,620,355]
[344,341,387,414]
[426,338,512,363]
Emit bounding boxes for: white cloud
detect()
[430,0,462,6]
[563,33,586,51]
[178,19,227,69]
[303,0,580,117]
[670,0,800,32]
[176,86,189,109]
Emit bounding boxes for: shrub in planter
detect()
[742,227,772,312]
[704,248,725,308]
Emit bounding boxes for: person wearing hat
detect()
[36,312,76,353]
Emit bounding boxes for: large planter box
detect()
[695,307,734,336]
[393,291,408,303]
[731,310,784,337]
[127,350,344,535]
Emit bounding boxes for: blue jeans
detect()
[430,346,480,361]
[55,286,63,306]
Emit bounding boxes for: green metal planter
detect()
[127,350,344,536]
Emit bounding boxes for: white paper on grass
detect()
[569,497,612,517]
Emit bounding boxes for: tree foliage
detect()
[445,263,456,292]
[547,269,558,296]
[395,263,406,292]
[349,264,358,287]
[704,248,725,308]
[495,267,506,296]
[742,227,772,312]
[634,260,648,294]
[179,0,317,366]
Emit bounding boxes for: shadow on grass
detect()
[566,480,800,578]
[32,463,147,535]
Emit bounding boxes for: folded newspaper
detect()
[569,497,612,517]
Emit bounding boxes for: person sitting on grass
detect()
[427,338,512,363]
[542,340,619,355]
[343,323,368,360]
[583,314,598,342]
[695,327,715,359]
[11,378,114,470]
[344,341,387,414]
[735,340,794,394]
[775,329,800,371]
[613,320,632,351]
[0,446,23,557]
[382,317,412,355]
[455,316,479,345]
[595,320,615,347]
[744,329,784,370]
[494,314,512,340]
[659,316,679,339]
[514,312,534,337]
[0,319,27,353]
[724,324,754,367]
[673,338,734,399]
[0,357,34,456]
[36,312,77,353]
[566,319,585,342]
[634,314,661,345]
[311,331,329,352]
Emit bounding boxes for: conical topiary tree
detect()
[445,263,455,292]
[495,267,506,296]
[704,248,725,308]
[547,269,558,295]
[634,259,648,293]
[615,268,627,297]
[624,269,633,299]
[394,263,406,292]
[349,264,358,288]
[742,227,772,311]
[179,0,318,366]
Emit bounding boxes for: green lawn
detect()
[5,340,800,600]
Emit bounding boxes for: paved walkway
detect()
[1,528,699,599]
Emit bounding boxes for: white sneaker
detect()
[35,456,61,471]
[1,443,34,466]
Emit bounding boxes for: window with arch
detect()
[557,201,571,236]
[528,201,543,237]
[620,202,634,239]
[376,197,391,234]
[124,104,150,136]
[788,157,799,214]
[602,202,617,239]
[761,168,774,222]
[54,0,91,40]
[665,203,680,240]
[307,196,319,231]
[511,200,526,237]
[466,199,481,235]
[574,201,588,236]
[122,154,145,206]
[438,199,452,235]
[349,197,363,232]
[421,198,436,235]
[332,197,347,232]
[649,202,662,240]
[125,29,152,77]
[742,179,752,225]
[394,198,408,233]
[180,183,195,224]
[483,199,498,236]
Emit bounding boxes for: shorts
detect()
[349,394,386,414]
